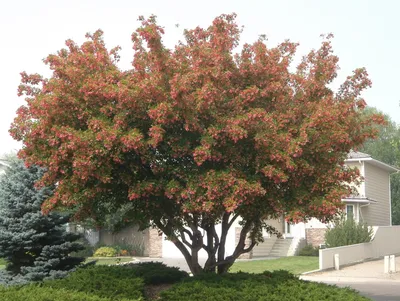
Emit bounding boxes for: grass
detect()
[85,257,133,265]
[230,256,319,275]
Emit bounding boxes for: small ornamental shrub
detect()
[120,249,129,256]
[325,215,373,248]
[42,265,144,300]
[123,261,189,285]
[298,244,320,256]
[160,271,369,301]
[0,285,138,301]
[93,246,117,257]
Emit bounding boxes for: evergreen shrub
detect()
[325,215,373,248]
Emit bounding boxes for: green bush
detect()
[0,285,136,301]
[123,261,189,285]
[160,271,369,301]
[42,263,187,299]
[298,244,319,256]
[42,265,144,300]
[93,246,117,257]
[325,216,373,248]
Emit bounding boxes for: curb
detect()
[300,275,400,283]
[301,269,322,275]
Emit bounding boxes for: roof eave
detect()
[345,157,399,173]
[342,198,376,204]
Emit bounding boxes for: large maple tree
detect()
[11,14,383,274]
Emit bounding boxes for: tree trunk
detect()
[203,224,218,273]
[155,217,257,276]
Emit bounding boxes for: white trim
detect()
[345,157,399,173]
[342,198,376,204]
[360,161,366,197]
[389,173,392,226]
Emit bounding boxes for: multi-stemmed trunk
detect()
[155,213,257,275]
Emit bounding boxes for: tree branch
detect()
[242,239,257,254]
[179,229,193,248]
[217,212,230,262]
[230,220,253,258]
[227,213,239,230]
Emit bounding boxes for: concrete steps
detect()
[253,237,293,257]
[253,237,277,257]
[269,238,293,257]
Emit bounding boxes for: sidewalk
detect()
[300,257,400,301]
[300,256,400,282]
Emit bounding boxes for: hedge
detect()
[122,261,189,285]
[42,265,144,300]
[160,271,370,301]
[0,285,136,301]
[0,264,368,301]
[41,262,188,300]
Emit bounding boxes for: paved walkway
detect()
[300,257,400,301]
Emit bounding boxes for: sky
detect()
[1,0,399,156]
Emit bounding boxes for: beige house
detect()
[252,151,399,257]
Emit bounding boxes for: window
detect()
[346,204,354,220]
[286,222,291,234]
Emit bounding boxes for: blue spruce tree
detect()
[0,158,84,284]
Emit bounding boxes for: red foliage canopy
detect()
[10,14,383,273]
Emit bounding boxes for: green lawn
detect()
[86,257,133,265]
[230,256,319,275]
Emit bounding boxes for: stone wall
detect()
[305,228,327,247]
[235,227,253,259]
[99,225,149,256]
[148,228,163,258]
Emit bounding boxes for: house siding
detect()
[264,216,284,236]
[345,161,365,196]
[362,163,391,226]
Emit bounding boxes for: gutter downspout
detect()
[389,170,399,226]
[359,203,370,223]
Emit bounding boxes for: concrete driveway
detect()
[300,257,400,301]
